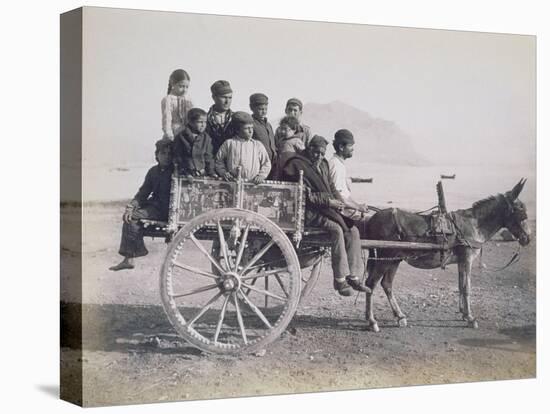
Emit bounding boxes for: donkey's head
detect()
[502,178,530,246]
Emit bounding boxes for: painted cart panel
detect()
[167,175,305,243]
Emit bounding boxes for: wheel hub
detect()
[220,272,241,293]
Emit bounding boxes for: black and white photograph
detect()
[58,5,538,407]
[3,1,548,413]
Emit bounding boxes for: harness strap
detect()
[392,208,406,241]
[448,212,484,249]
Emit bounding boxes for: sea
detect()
[77,161,536,219]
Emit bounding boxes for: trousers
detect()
[309,215,363,280]
[117,205,162,258]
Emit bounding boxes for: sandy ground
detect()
[60,204,536,407]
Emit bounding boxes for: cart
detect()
[143,172,447,355]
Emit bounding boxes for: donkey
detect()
[364,179,530,332]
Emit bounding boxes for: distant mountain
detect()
[302,101,431,166]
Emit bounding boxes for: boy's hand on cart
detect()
[185,174,194,183]
[252,175,265,185]
[223,172,235,181]
[123,207,134,224]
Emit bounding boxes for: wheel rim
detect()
[160,208,301,354]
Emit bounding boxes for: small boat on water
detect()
[440,174,456,179]
[350,177,373,183]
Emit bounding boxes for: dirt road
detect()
[61,205,536,407]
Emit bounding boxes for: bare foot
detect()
[109,258,134,271]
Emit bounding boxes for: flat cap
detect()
[286,98,303,110]
[309,135,329,148]
[210,80,233,96]
[249,93,269,106]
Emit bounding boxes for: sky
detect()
[80,7,535,167]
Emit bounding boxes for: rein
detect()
[479,243,521,273]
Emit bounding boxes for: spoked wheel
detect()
[300,255,323,304]
[160,208,301,355]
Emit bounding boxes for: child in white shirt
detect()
[161,69,193,140]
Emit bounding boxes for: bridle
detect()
[501,193,529,242]
[474,194,527,273]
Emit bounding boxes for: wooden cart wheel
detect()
[160,208,302,355]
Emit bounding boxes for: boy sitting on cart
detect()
[282,135,369,296]
[173,107,215,178]
[215,111,271,184]
[109,140,174,271]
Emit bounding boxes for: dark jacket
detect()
[282,153,353,231]
[131,164,174,220]
[206,106,234,154]
[173,126,215,176]
[252,115,277,162]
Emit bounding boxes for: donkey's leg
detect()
[458,264,465,315]
[380,262,407,327]
[365,263,385,332]
[458,248,479,328]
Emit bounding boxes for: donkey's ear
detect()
[508,178,527,200]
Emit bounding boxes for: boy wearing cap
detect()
[275,97,312,148]
[249,93,277,165]
[329,129,372,237]
[282,136,368,297]
[329,129,370,213]
[110,140,174,271]
[215,111,271,184]
[206,80,234,154]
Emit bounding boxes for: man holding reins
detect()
[328,129,372,238]
[282,135,369,297]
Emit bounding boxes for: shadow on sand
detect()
[61,302,367,355]
[456,324,536,353]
